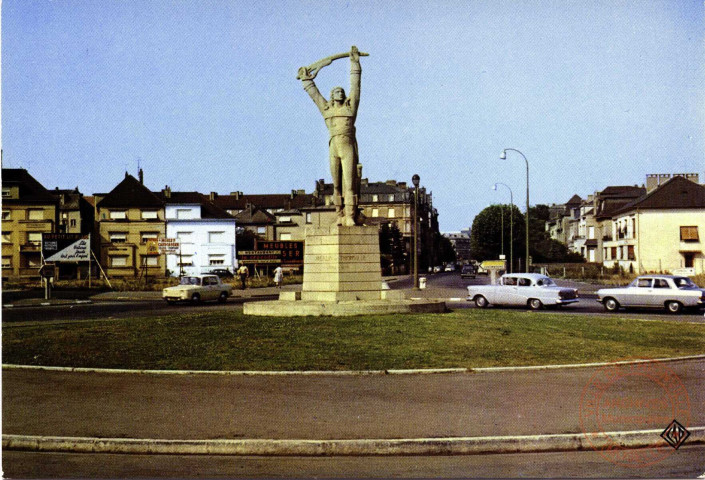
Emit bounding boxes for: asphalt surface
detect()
[5,446,705,478]
[3,273,704,323]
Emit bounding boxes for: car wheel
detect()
[529,298,543,310]
[191,293,201,304]
[666,301,683,314]
[218,291,228,303]
[475,295,489,308]
[603,297,619,312]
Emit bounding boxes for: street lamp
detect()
[492,182,513,273]
[500,148,529,272]
[412,174,420,289]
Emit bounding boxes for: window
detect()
[683,252,695,268]
[654,279,670,289]
[141,232,159,244]
[388,194,394,202]
[110,232,127,244]
[372,208,379,218]
[627,245,635,260]
[109,210,126,220]
[2,256,11,268]
[279,216,292,223]
[28,209,43,220]
[176,231,193,243]
[209,255,225,265]
[372,194,379,202]
[588,226,595,240]
[2,189,11,198]
[503,277,516,286]
[2,210,11,221]
[208,231,225,243]
[611,247,617,260]
[27,232,42,245]
[306,212,312,224]
[680,226,699,242]
[280,233,292,241]
[518,278,531,287]
[179,256,193,267]
[631,218,636,238]
[257,226,266,234]
[27,257,41,268]
[176,209,192,219]
[637,278,652,288]
[70,219,77,227]
[111,256,128,267]
[142,210,159,220]
[142,256,159,266]
[388,208,396,218]
[2,232,11,244]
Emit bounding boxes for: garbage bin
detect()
[419,277,427,289]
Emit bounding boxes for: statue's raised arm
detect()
[296,47,368,227]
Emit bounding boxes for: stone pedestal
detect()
[301,224,383,302]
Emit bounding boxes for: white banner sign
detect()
[158,238,181,254]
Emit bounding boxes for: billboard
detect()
[157,238,181,254]
[42,234,90,262]
[257,240,304,266]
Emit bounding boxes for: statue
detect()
[297,46,368,227]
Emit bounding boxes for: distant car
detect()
[433,265,442,273]
[163,274,233,304]
[467,273,578,310]
[460,265,476,279]
[210,268,234,279]
[444,264,455,272]
[596,275,705,314]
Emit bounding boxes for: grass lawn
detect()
[3,309,704,371]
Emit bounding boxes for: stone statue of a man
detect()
[298,47,363,227]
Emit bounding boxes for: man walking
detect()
[237,264,249,290]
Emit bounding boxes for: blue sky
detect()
[2,0,703,232]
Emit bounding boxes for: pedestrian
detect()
[273,265,284,289]
[237,264,249,290]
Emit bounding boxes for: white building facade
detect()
[165,203,237,277]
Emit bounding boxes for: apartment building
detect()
[602,176,705,274]
[1,169,59,280]
[95,173,166,277]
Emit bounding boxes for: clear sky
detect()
[2,0,703,232]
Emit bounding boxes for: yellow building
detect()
[2,169,59,280]
[602,176,705,275]
[95,173,166,278]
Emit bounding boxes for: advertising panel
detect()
[42,234,90,262]
[257,241,304,266]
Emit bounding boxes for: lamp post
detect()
[412,174,420,289]
[500,148,529,272]
[493,182,513,273]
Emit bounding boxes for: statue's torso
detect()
[324,102,356,137]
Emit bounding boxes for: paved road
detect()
[5,445,705,478]
[3,273,703,323]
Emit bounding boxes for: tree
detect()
[470,204,524,265]
[528,205,584,263]
[379,222,407,275]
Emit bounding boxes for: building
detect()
[2,168,59,280]
[444,229,471,263]
[602,176,705,274]
[95,172,166,278]
[158,189,237,277]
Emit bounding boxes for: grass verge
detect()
[3,310,704,371]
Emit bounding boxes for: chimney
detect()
[361,178,369,187]
[210,192,217,201]
[138,168,144,184]
[291,189,296,199]
[163,185,171,199]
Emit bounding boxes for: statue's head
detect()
[330,87,346,103]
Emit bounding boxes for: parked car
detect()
[432,265,443,273]
[210,268,234,279]
[460,264,476,279]
[466,273,579,310]
[596,275,705,314]
[444,264,455,272]
[163,274,233,304]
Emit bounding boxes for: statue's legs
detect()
[329,148,344,225]
[331,136,357,227]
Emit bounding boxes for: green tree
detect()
[379,222,407,275]
[470,204,524,265]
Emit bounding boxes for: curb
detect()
[4,427,704,456]
[4,354,705,376]
[3,299,93,309]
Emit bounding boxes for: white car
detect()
[163,274,233,304]
[467,273,579,310]
[596,275,705,314]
